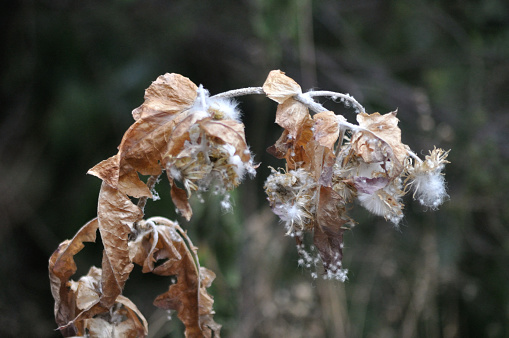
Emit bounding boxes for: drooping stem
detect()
[211,87,265,99]
[305,90,366,114]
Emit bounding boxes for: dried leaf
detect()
[199,119,250,161]
[49,218,99,335]
[69,266,102,311]
[132,73,198,120]
[169,178,193,221]
[82,295,148,338]
[129,218,221,337]
[97,182,143,308]
[275,98,310,139]
[351,111,409,177]
[117,170,152,198]
[313,186,346,272]
[89,74,198,188]
[313,111,339,150]
[263,70,302,104]
[165,112,211,158]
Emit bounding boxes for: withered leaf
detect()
[313,111,339,150]
[313,186,346,272]
[49,218,99,335]
[129,217,221,337]
[132,73,198,120]
[82,294,148,338]
[89,74,198,188]
[69,266,102,312]
[199,119,250,161]
[263,70,302,104]
[97,182,143,308]
[275,98,310,139]
[351,111,409,177]
[169,178,193,221]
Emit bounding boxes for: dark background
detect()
[1,0,509,337]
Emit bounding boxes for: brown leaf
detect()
[351,111,409,177]
[82,294,148,338]
[199,119,250,161]
[117,170,152,198]
[168,177,193,221]
[275,98,310,139]
[263,70,302,104]
[88,155,120,188]
[49,218,99,335]
[313,111,339,150]
[132,73,198,120]
[130,218,221,337]
[89,74,198,188]
[313,186,346,271]
[69,266,102,312]
[165,113,211,158]
[97,182,143,308]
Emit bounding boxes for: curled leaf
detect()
[49,218,99,335]
[351,111,409,177]
[263,70,302,104]
[129,217,221,337]
[132,73,198,120]
[97,183,143,308]
[88,74,198,188]
[313,111,339,150]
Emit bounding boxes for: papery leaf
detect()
[87,155,120,188]
[169,178,193,221]
[263,70,302,104]
[199,119,250,161]
[165,112,211,158]
[313,186,346,271]
[275,98,310,139]
[313,111,339,150]
[69,266,102,311]
[117,170,152,198]
[97,182,143,308]
[351,111,409,177]
[129,218,221,337]
[82,295,148,338]
[115,295,149,337]
[89,74,198,188]
[132,73,198,120]
[49,218,99,335]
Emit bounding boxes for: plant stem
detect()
[306,91,366,114]
[211,87,265,99]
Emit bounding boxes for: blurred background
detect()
[1,0,509,337]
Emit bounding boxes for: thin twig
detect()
[211,87,265,99]
[306,90,366,114]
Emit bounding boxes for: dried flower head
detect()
[405,147,450,209]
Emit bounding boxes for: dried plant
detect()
[49,70,449,337]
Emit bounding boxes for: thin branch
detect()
[211,87,265,99]
[306,90,366,114]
